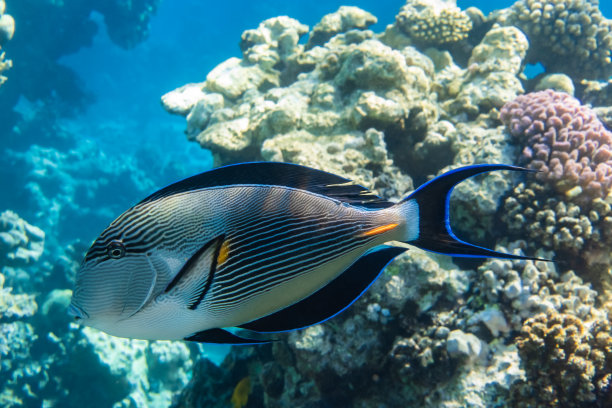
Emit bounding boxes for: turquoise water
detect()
[1,1,611,407]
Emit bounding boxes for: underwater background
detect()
[1,0,612,407]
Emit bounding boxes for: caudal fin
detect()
[400,164,548,261]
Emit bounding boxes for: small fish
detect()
[231,376,251,408]
[69,162,541,343]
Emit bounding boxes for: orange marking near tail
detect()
[217,239,231,265]
[361,223,399,237]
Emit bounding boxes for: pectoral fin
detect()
[164,235,225,310]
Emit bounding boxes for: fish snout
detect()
[68,303,89,321]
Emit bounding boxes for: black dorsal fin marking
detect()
[164,235,224,310]
[139,162,392,209]
[238,246,406,333]
[185,328,272,344]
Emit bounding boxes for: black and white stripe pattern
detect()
[83,184,385,316]
[204,193,379,311]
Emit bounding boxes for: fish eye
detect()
[107,240,126,259]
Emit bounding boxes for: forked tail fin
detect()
[400,164,549,261]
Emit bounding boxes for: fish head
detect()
[69,236,164,332]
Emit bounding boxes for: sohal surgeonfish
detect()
[69,162,544,344]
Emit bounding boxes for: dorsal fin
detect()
[140,162,392,209]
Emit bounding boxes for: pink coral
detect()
[500,90,612,202]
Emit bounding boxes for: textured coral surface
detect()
[512,312,611,407]
[498,0,612,80]
[501,90,612,203]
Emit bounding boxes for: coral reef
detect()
[1,274,195,408]
[0,210,44,268]
[92,0,161,50]
[306,6,377,49]
[501,182,612,259]
[162,3,527,195]
[0,0,14,87]
[160,2,612,407]
[535,73,575,96]
[500,90,612,204]
[162,11,432,194]
[1,0,161,133]
[394,0,472,46]
[496,0,612,81]
[434,25,527,117]
[511,311,611,407]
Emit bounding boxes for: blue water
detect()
[1,0,612,406]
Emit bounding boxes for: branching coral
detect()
[498,0,612,80]
[511,311,611,407]
[394,0,472,46]
[502,182,612,257]
[500,90,612,205]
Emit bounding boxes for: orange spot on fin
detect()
[361,223,399,237]
[217,239,231,265]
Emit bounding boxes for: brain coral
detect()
[511,311,611,407]
[500,90,612,204]
[395,0,472,46]
[498,0,612,80]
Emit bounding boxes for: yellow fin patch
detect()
[361,223,399,237]
[231,376,251,408]
[217,239,231,265]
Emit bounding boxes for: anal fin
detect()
[238,246,406,333]
[185,328,271,344]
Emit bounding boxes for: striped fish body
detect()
[70,162,540,343]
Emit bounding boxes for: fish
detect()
[231,376,251,408]
[68,162,543,344]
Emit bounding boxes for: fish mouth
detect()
[68,303,89,320]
